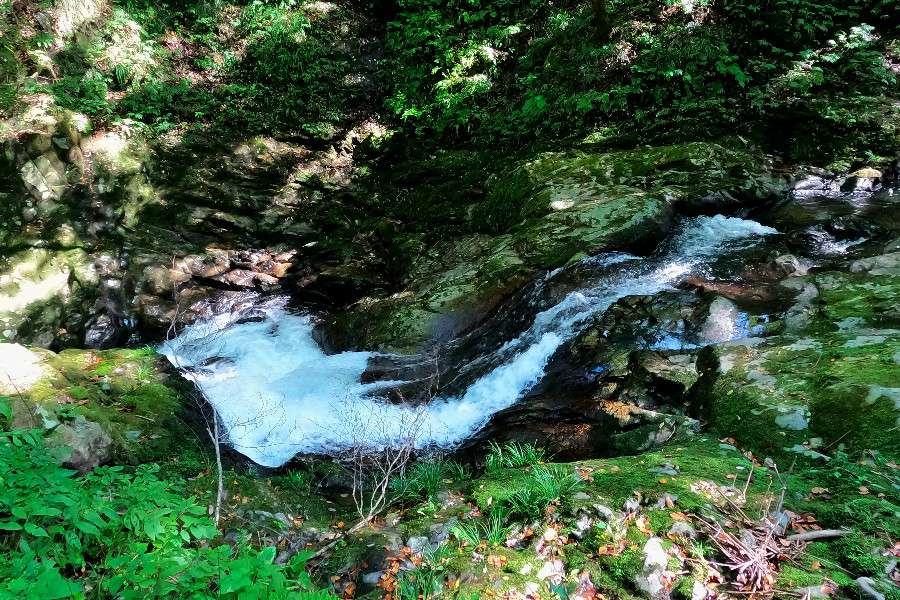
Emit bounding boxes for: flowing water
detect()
[161,215,778,467]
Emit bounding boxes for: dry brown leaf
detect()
[487,554,508,568]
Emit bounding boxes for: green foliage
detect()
[833,532,888,577]
[505,465,583,518]
[450,507,510,546]
[380,0,899,158]
[0,429,336,599]
[391,458,469,503]
[49,72,110,117]
[397,544,452,600]
[485,441,546,473]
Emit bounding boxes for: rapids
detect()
[160,215,778,467]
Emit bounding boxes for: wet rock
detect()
[700,297,744,343]
[84,313,128,349]
[841,168,881,193]
[770,254,808,277]
[786,171,841,201]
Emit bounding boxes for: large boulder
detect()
[698,270,900,461]
[328,142,776,352]
[48,415,112,472]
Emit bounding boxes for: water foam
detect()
[161,215,777,466]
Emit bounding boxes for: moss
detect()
[702,329,900,461]
[17,347,199,463]
[597,545,644,593]
[575,437,765,514]
[833,533,888,577]
[646,509,674,534]
[776,564,825,588]
[672,575,697,600]
[815,273,900,329]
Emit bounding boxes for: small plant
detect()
[450,507,510,547]
[391,458,470,503]
[450,520,481,547]
[31,32,54,50]
[397,543,451,600]
[482,507,510,545]
[391,459,444,502]
[444,460,471,482]
[506,465,583,518]
[485,441,546,473]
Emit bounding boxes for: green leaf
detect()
[75,521,101,536]
[24,522,49,537]
[33,565,82,600]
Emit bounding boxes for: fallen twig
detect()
[784,529,850,542]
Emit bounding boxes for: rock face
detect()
[1,109,310,347]
[328,142,777,352]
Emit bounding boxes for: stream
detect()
[160,215,780,467]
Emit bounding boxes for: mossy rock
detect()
[2,345,198,465]
[0,247,96,348]
[331,142,776,351]
[477,142,770,232]
[701,329,900,461]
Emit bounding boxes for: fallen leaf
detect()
[487,554,508,568]
[636,515,653,535]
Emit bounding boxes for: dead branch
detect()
[784,529,850,542]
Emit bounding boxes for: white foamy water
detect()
[161,216,777,466]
